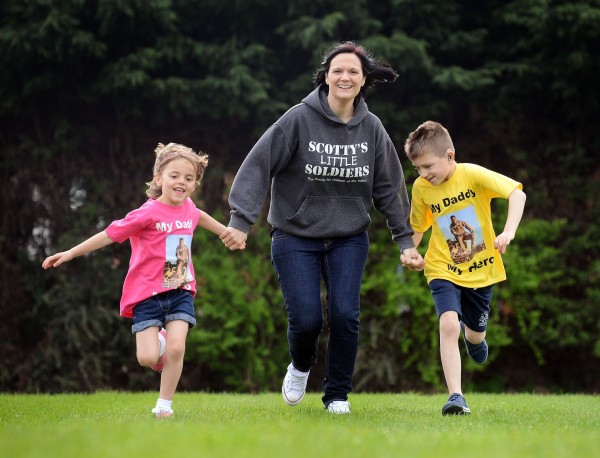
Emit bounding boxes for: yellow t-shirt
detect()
[410,163,522,288]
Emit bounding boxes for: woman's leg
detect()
[321,232,369,405]
[272,232,324,372]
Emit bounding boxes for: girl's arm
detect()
[199,212,246,250]
[494,188,527,254]
[42,231,114,269]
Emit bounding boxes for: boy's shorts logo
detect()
[479,312,488,327]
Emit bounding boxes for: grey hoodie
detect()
[228,85,415,251]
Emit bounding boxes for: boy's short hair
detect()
[404,120,454,160]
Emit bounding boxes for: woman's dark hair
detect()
[314,41,398,94]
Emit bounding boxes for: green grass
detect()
[1,392,598,457]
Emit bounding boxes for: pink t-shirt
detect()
[105,198,201,318]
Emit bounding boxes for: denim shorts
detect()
[131,289,197,334]
[429,279,493,332]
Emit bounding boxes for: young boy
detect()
[402,121,526,415]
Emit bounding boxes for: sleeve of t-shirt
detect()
[105,205,150,243]
[409,182,433,233]
[473,165,523,200]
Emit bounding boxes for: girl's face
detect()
[411,150,456,186]
[155,157,197,206]
[325,53,366,103]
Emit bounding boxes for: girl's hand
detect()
[42,250,75,269]
[220,227,248,251]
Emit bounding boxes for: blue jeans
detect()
[271,229,369,405]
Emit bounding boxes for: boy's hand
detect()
[400,247,425,271]
[494,231,515,254]
[220,227,248,251]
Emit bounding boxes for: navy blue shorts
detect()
[131,289,196,334]
[429,279,493,332]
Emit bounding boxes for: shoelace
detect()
[285,373,307,391]
[447,393,462,403]
[287,374,306,391]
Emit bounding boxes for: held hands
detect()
[400,247,425,271]
[220,227,248,251]
[494,231,515,254]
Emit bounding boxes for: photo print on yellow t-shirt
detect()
[437,205,486,265]
[162,234,193,288]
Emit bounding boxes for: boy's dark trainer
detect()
[442,393,471,415]
[460,321,488,364]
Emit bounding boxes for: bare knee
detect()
[439,312,460,339]
[137,350,158,368]
[165,338,186,362]
[463,323,486,344]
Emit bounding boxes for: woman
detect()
[220,41,423,414]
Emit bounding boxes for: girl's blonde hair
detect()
[146,142,209,199]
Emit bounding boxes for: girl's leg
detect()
[159,319,189,401]
[439,311,462,394]
[135,326,161,368]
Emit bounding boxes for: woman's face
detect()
[325,53,366,103]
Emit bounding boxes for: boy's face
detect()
[411,149,455,186]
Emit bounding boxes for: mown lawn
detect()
[1,392,598,458]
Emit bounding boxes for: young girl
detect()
[42,142,244,418]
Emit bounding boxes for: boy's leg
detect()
[460,286,492,365]
[462,323,486,344]
[430,280,470,414]
[439,311,462,395]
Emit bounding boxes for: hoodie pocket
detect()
[285,196,371,236]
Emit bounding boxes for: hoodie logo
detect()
[305,141,370,180]
[308,141,368,155]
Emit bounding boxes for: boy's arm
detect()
[199,212,246,250]
[494,188,526,254]
[42,231,114,269]
[411,231,424,248]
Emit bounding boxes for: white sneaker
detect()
[151,328,167,373]
[326,401,351,414]
[281,363,309,406]
[158,328,167,357]
[151,407,173,419]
